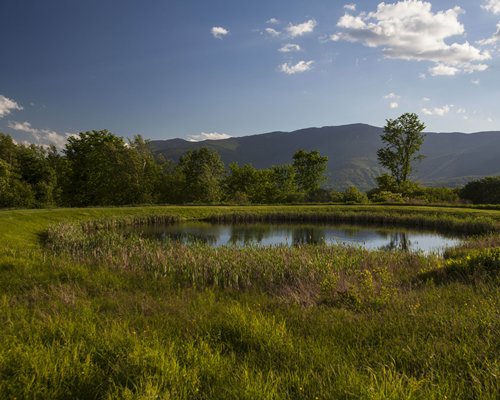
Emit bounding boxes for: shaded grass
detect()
[0,205,499,399]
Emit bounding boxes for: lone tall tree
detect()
[377,113,425,188]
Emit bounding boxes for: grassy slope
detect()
[0,205,499,399]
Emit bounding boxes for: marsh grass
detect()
[45,221,442,308]
[1,205,499,399]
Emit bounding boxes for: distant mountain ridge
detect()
[149,124,500,190]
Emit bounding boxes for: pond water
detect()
[122,221,463,254]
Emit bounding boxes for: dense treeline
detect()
[0,130,329,207]
[1,130,499,208]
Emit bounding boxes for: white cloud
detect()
[0,95,23,118]
[8,121,38,135]
[421,104,452,116]
[331,1,491,75]
[344,4,356,11]
[456,107,466,114]
[265,27,281,37]
[383,92,400,100]
[422,97,431,102]
[267,18,280,25]
[389,102,399,109]
[7,121,69,148]
[211,26,229,39]
[279,60,314,74]
[187,132,232,142]
[278,43,301,52]
[428,64,459,76]
[487,117,494,122]
[286,19,317,37]
[477,22,500,46]
[471,79,480,85]
[482,0,500,14]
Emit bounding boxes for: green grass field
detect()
[1,205,499,399]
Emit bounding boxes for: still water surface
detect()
[123,222,462,254]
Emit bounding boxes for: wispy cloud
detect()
[0,95,23,118]
[421,104,452,116]
[278,43,301,53]
[265,27,281,37]
[187,132,232,142]
[211,26,229,39]
[286,19,317,37]
[279,60,314,74]
[267,18,280,25]
[383,92,400,100]
[8,121,70,148]
[482,0,500,14]
[389,102,399,109]
[344,4,356,12]
[331,1,491,76]
[477,22,500,47]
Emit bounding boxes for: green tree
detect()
[376,113,426,189]
[0,133,46,208]
[177,148,225,203]
[460,176,500,204]
[17,144,57,206]
[64,130,159,206]
[224,163,261,203]
[343,186,368,203]
[268,164,297,203]
[292,150,328,196]
[128,135,163,204]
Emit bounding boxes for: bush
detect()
[343,186,368,204]
[369,191,404,203]
[460,176,500,204]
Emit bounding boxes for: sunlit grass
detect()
[0,205,499,398]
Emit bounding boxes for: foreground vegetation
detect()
[1,205,499,399]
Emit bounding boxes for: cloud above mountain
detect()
[187,132,232,142]
[330,1,491,76]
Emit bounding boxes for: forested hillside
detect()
[150,124,500,190]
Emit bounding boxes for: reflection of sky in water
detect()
[124,223,462,254]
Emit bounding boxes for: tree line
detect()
[0,130,328,207]
[1,113,499,208]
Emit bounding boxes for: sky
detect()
[1,0,500,147]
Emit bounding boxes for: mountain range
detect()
[149,124,500,190]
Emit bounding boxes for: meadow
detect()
[0,205,499,399]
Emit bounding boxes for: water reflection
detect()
[380,232,410,252]
[121,222,462,254]
[292,227,326,245]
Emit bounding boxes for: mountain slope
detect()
[150,124,500,190]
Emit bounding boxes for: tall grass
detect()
[1,205,499,399]
[205,210,499,234]
[46,222,440,308]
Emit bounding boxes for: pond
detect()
[121,221,463,254]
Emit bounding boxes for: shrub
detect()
[460,176,500,204]
[343,186,368,204]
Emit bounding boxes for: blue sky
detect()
[1,0,500,146]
